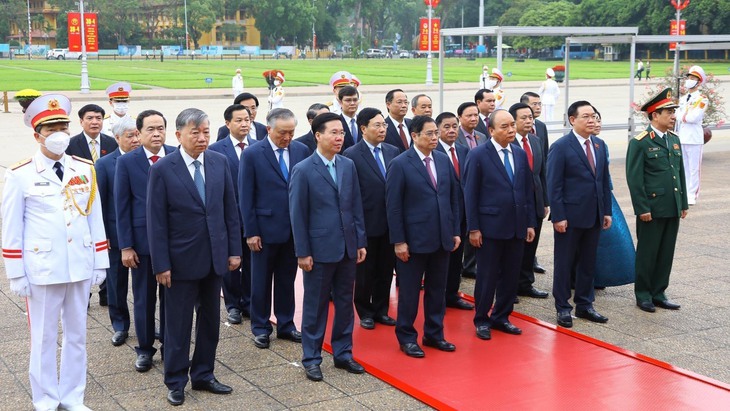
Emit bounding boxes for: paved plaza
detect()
[0,79,728,409]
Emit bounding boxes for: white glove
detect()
[92,269,106,286]
[9,277,30,297]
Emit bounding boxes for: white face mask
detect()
[43,131,71,155]
[274,80,281,86]
[684,79,698,89]
[485,79,498,89]
[113,102,129,115]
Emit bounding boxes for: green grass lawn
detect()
[0,57,727,91]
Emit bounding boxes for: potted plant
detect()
[14,89,42,113]
[552,65,566,83]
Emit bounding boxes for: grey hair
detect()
[112,115,137,138]
[266,108,297,128]
[175,108,209,131]
[411,94,431,107]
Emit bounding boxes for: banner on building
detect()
[418,18,440,52]
[669,20,686,51]
[68,12,98,52]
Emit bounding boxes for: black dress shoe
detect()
[227,308,242,324]
[253,334,270,349]
[167,389,184,406]
[475,326,491,340]
[191,378,232,394]
[422,338,456,351]
[446,299,475,310]
[278,330,302,343]
[374,315,396,326]
[135,353,152,372]
[491,322,522,335]
[334,358,365,374]
[400,342,425,358]
[637,301,656,313]
[575,308,608,323]
[111,331,128,346]
[557,312,573,328]
[99,292,108,307]
[653,299,681,310]
[533,263,546,274]
[517,287,549,299]
[514,296,520,304]
[304,364,323,381]
[360,318,375,329]
[461,271,477,279]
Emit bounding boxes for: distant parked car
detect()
[365,48,386,58]
[398,50,411,58]
[46,48,68,60]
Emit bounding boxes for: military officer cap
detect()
[641,87,679,115]
[687,65,706,85]
[351,74,361,87]
[546,68,555,78]
[329,71,353,88]
[490,68,504,82]
[106,82,132,101]
[23,94,72,129]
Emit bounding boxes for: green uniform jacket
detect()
[625,126,688,217]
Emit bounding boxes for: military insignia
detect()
[699,101,706,109]
[649,131,656,139]
[47,99,60,110]
[341,74,346,79]
[667,90,672,99]
[594,143,599,150]
[34,182,50,186]
[118,86,124,92]
[101,149,107,155]
[648,147,660,152]
[10,157,32,170]
[673,143,679,150]
[634,131,648,140]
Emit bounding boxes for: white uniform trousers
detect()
[681,143,703,204]
[542,104,555,122]
[28,279,91,411]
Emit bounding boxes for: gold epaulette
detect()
[10,158,32,170]
[634,130,649,140]
[104,114,110,119]
[72,155,94,166]
[326,101,334,107]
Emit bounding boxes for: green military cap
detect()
[641,87,679,115]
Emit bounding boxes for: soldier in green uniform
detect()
[626,88,688,313]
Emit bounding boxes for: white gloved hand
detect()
[92,269,106,286]
[9,276,30,297]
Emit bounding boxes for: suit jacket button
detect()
[674,188,678,192]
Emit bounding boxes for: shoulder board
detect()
[71,155,94,165]
[634,130,649,140]
[326,101,334,107]
[104,114,110,119]
[10,158,32,170]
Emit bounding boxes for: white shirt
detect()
[414,147,437,184]
[573,130,596,168]
[491,138,514,174]
[268,136,289,170]
[363,140,385,167]
[249,122,258,141]
[229,135,249,159]
[180,149,205,182]
[143,146,166,165]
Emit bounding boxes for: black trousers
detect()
[354,233,395,320]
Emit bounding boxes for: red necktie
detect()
[150,155,160,164]
[237,142,246,150]
[449,147,460,178]
[584,139,596,174]
[398,124,409,149]
[522,136,533,171]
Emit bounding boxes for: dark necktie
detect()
[53,162,63,181]
[502,149,514,183]
[398,124,408,149]
[350,118,358,144]
[449,147,460,178]
[150,155,160,164]
[193,160,205,205]
[277,148,288,181]
[373,146,386,177]
[522,136,534,171]
[237,142,246,150]
[584,139,596,174]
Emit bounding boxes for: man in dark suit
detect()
[239,108,309,349]
[547,101,612,328]
[208,104,257,325]
[508,103,550,300]
[216,92,268,141]
[95,116,140,347]
[463,109,536,340]
[115,110,176,372]
[521,92,550,274]
[148,108,241,406]
[383,89,413,153]
[386,115,461,358]
[67,103,118,306]
[295,103,330,155]
[343,108,399,330]
[433,112,474,311]
[338,85,361,151]
[474,89,496,138]
[290,112,368,382]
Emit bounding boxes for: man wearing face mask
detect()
[2,94,109,411]
[675,65,709,205]
[267,71,285,110]
[102,82,135,137]
[480,68,506,110]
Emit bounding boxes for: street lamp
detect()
[78,0,90,93]
[26,0,32,59]
[184,0,189,51]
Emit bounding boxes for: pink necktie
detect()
[584,139,596,174]
[424,157,437,189]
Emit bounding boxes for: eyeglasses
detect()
[419,131,440,138]
[369,123,387,129]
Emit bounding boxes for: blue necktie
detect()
[373,146,386,177]
[502,149,514,183]
[193,160,205,205]
[350,118,358,144]
[277,148,288,181]
[327,161,337,184]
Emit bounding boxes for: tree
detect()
[184,0,224,48]
[513,1,581,49]
[239,0,315,48]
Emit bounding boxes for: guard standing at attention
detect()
[102,81,134,136]
[2,94,109,411]
[626,88,688,313]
